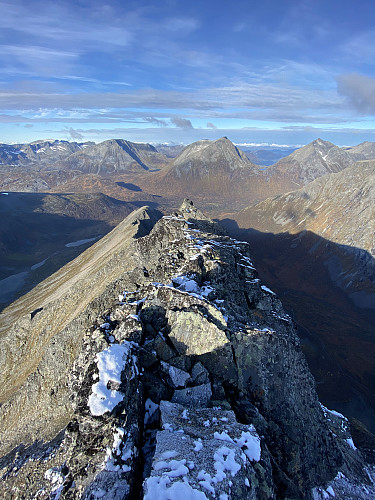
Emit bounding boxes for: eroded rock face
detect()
[0,200,374,499]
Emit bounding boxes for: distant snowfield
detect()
[65,236,99,248]
[30,259,48,270]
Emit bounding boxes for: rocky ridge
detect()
[0,200,374,499]
[0,140,93,167]
[54,139,168,174]
[344,141,375,159]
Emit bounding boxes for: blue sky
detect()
[1,0,375,146]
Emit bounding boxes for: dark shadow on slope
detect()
[220,218,375,439]
[0,221,109,310]
[0,192,162,310]
[114,139,150,171]
[0,430,65,477]
[116,182,143,192]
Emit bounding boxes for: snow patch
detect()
[65,236,99,248]
[144,476,208,500]
[88,342,136,416]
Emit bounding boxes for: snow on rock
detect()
[319,403,358,451]
[143,400,271,499]
[345,438,357,450]
[144,476,208,500]
[261,285,276,295]
[88,342,137,416]
[44,466,66,499]
[161,361,191,388]
[234,430,261,462]
[104,427,134,473]
[312,465,375,499]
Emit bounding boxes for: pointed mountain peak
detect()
[268,137,360,188]
[172,137,253,170]
[311,138,335,149]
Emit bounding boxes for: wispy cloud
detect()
[171,117,193,129]
[337,74,375,114]
[0,80,350,127]
[144,117,168,127]
[339,30,375,64]
[66,127,84,141]
[1,0,374,146]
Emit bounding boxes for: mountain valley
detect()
[0,191,142,308]
[1,136,375,498]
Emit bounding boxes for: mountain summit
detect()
[266,138,364,191]
[0,200,373,499]
[149,138,263,209]
[171,137,254,178]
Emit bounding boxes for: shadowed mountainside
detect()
[53,139,169,174]
[233,159,375,307]
[221,161,375,439]
[220,220,375,440]
[0,192,147,308]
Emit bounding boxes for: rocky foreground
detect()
[0,200,374,499]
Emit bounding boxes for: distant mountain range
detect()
[239,144,298,166]
[0,139,93,166]
[53,139,168,174]
[1,136,374,209]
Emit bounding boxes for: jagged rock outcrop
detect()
[0,200,373,499]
